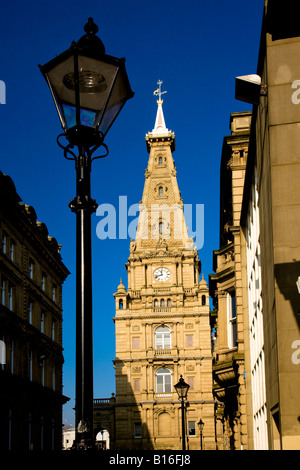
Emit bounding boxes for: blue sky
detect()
[0,0,264,426]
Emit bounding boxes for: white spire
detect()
[152,80,169,135]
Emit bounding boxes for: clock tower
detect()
[112,83,215,450]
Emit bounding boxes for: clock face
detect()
[154,267,170,282]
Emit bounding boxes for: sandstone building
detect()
[210,0,300,450]
[209,111,252,450]
[0,171,69,451]
[111,88,216,450]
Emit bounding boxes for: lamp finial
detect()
[84,17,99,35]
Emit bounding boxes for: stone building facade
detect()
[111,93,216,450]
[0,171,69,451]
[209,111,252,450]
[239,0,300,449]
[210,0,300,450]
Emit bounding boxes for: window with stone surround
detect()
[155,326,171,350]
[156,367,172,393]
[134,423,142,438]
[188,421,196,436]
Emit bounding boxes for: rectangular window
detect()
[9,240,15,261]
[155,330,171,349]
[52,284,56,302]
[10,340,14,374]
[2,232,7,254]
[188,421,196,436]
[29,260,34,280]
[1,277,6,305]
[186,335,193,347]
[1,335,6,370]
[132,337,140,349]
[227,291,237,348]
[28,300,33,324]
[156,372,172,393]
[42,272,46,291]
[41,311,45,333]
[41,359,45,386]
[134,423,142,438]
[52,320,55,341]
[8,282,13,311]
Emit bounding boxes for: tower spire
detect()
[153,79,167,102]
[152,80,168,135]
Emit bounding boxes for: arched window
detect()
[160,298,165,308]
[159,222,164,234]
[167,298,171,307]
[156,367,172,393]
[155,326,171,350]
[158,157,163,165]
[201,295,206,306]
[154,299,158,308]
[119,299,123,309]
[158,186,163,196]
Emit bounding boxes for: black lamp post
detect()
[197,418,204,450]
[174,375,190,451]
[39,18,133,448]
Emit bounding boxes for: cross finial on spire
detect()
[153,79,167,102]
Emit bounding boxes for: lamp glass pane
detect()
[77,55,119,112]
[98,101,124,135]
[47,56,76,106]
[97,68,131,135]
[62,104,98,129]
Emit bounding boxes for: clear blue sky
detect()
[0,0,264,426]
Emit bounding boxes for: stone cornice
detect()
[113,311,210,321]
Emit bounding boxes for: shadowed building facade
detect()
[0,171,69,451]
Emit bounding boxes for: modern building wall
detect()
[240,0,300,450]
[243,164,268,449]
[210,0,300,451]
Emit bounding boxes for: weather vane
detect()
[153,79,167,101]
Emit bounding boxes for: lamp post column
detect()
[181,398,186,451]
[70,148,97,446]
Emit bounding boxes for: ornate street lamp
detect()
[197,418,204,450]
[39,18,133,448]
[174,375,190,450]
